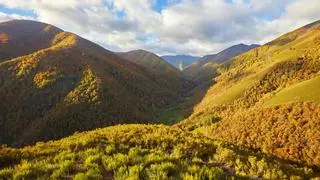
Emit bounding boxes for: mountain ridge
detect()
[0,20,185,146]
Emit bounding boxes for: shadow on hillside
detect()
[153,78,215,124]
[180,79,215,118]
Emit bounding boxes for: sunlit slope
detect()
[179,20,320,170]
[0,20,183,146]
[191,20,320,114]
[264,75,320,106]
[0,124,318,179]
[183,44,259,83]
[202,102,320,167]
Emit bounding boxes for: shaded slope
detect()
[0,20,182,146]
[119,49,181,75]
[118,49,191,94]
[0,20,63,61]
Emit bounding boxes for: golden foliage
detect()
[0,33,8,44]
[64,66,102,105]
[0,125,317,179]
[33,68,59,89]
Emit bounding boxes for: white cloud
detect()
[0,12,35,22]
[0,0,319,56]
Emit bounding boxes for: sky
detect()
[0,0,319,56]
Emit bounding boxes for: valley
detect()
[0,19,320,179]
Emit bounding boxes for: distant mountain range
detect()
[183,43,260,83]
[161,55,200,70]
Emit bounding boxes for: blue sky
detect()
[0,5,35,17]
[0,0,319,56]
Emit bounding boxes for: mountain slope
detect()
[161,55,200,70]
[183,44,259,83]
[180,20,320,166]
[118,49,181,75]
[118,49,190,94]
[264,75,320,106]
[0,124,317,179]
[0,20,63,61]
[0,20,183,146]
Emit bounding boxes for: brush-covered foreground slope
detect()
[1,124,319,179]
[180,20,320,167]
[118,50,189,93]
[183,44,259,83]
[0,20,183,146]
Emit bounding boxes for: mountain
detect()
[199,44,260,64]
[0,20,63,62]
[118,49,191,94]
[161,55,200,70]
[0,124,317,179]
[0,20,184,146]
[183,44,259,83]
[1,19,320,179]
[180,20,320,167]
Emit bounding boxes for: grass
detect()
[210,75,258,105]
[155,104,184,124]
[264,75,320,106]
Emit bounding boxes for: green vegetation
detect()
[0,20,187,146]
[0,125,318,179]
[155,105,184,124]
[264,75,320,106]
[179,20,320,175]
[2,20,320,179]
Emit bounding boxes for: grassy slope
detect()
[191,20,320,114]
[0,124,318,179]
[155,105,184,124]
[178,20,320,171]
[264,75,320,106]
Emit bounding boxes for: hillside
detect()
[0,20,184,146]
[180,20,320,167]
[183,44,259,83]
[1,124,318,179]
[161,55,200,70]
[118,50,190,93]
[118,50,181,76]
[0,20,63,61]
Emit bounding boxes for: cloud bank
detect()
[0,0,319,56]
